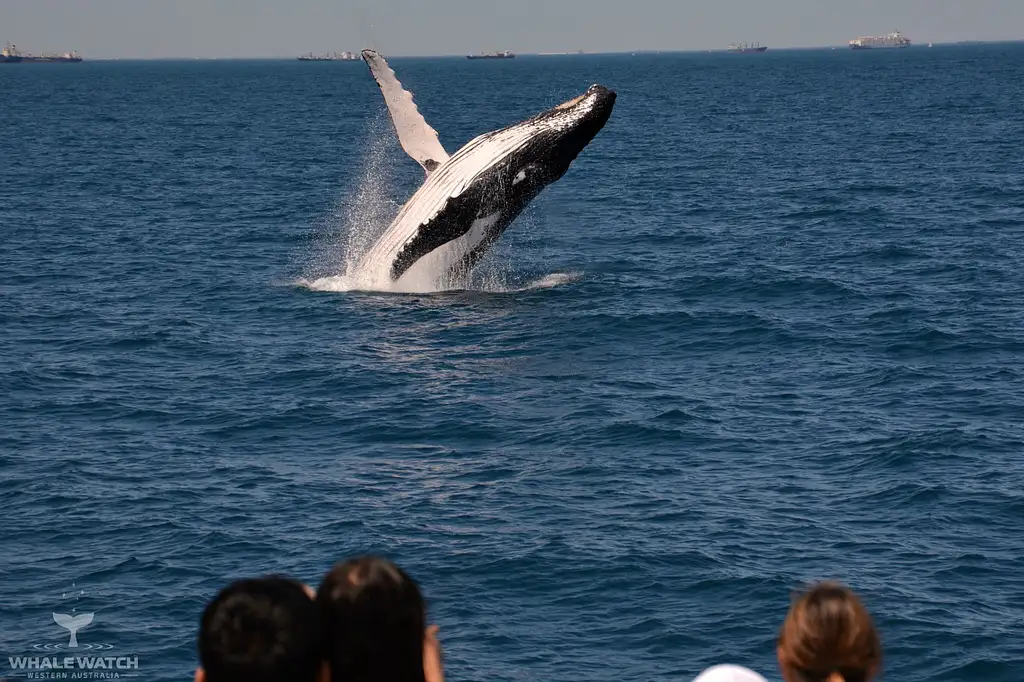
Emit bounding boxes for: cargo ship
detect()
[728,42,767,53]
[2,43,82,63]
[849,30,912,49]
[466,50,515,59]
[298,51,361,61]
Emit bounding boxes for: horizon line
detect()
[47,38,1024,61]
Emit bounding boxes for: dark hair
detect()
[777,582,882,682]
[198,575,321,682]
[317,556,427,682]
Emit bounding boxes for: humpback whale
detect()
[354,49,616,290]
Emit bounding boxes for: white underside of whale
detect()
[392,212,502,291]
[353,126,542,288]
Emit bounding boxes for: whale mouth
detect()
[555,93,587,110]
[554,84,615,111]
[532,84,616,136]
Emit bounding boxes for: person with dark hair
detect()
[776,581,882,682]
[196,575,326,682]
[317,556,444,682]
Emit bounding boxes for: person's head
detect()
[196,575,323,682]
[317,556,437,682]
[776,582,881,682]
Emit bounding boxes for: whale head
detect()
[496,84,617,194]
[537,84,617,173]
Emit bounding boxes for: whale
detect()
[354,49,616,290]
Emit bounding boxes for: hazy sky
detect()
[2,0,1022,58]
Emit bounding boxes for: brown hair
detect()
[316,556,427,682]
[777,582,882,682]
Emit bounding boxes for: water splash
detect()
[301,270,581,294]
[302,112,401,286]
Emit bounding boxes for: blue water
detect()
[2,44,1023,681]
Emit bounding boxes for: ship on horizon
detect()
[728,42,767,53]
[298,51,361,61]
[850,30,912,49]
[466,50,515,59]
[2,43,82,63]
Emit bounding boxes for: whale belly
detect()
[393,212,503,291]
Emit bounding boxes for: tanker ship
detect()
[849,30,912,49]
[2,43,82,62]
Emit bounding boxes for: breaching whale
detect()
[354,49,616,290]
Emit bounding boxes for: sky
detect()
[2,0,1023,58]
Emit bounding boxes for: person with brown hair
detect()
[776,581,882,682]
[316,556,444,682]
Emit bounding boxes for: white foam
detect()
[296,271,580,295]
[522,272,581,289]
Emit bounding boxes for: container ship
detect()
[728,42,767,53]
[297,51,361,61]
[2,43,82,63]
[466,50,515,59]
[849,30,911,49]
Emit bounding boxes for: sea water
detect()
[2,46,1023,681]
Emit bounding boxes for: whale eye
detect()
[513,164,543,185]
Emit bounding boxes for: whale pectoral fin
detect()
[361,49,450,176]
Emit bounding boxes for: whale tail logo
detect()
[53,612,94,648]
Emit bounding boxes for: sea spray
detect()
[301,112,403,287]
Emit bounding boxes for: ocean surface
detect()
[2,44,1023,681]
